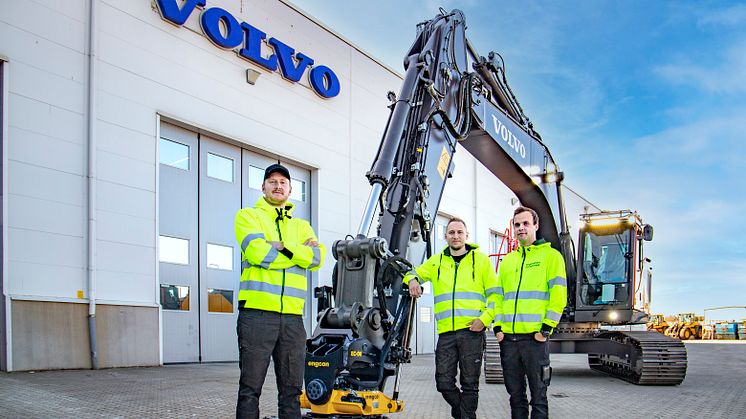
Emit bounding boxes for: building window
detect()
[291,178,306,202]
[248,165,264,190]
[160,285,190,310]
[207,243,233,270]
[422,282,432,295]
[489,230,504,271]
[207,152,234,182]
[436,223,446,238]
[249,164,302,200]
[159,235,189,265]
[208,288,234,313]
[489,230,503,255]
[420,307,432,323]
[159,138,190,170]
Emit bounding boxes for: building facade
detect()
[0,0,520,371]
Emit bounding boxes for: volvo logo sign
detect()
[155,0,341,99]
[491,114,526,159]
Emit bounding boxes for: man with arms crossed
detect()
[234,163,326,419]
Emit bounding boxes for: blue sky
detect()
[290,1,746,317]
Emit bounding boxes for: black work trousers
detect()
[435,328,485,419]
[499,334,551,419]
[236,308,306,419]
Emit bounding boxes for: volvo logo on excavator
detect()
[155,0,341,98]
[491,114,527,159]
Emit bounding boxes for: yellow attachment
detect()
[300,389,404,416]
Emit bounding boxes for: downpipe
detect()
[86,0,99,370]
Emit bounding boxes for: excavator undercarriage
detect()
[587,331,687,385]
[485,325,687,385]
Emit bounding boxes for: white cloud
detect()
[633,109,746,169]
[697,4,746,28]
[654,38,746,94]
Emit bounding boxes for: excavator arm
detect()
[301,9,580,417]
[302,12,473,416]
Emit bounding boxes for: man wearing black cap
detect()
[234,163,326,419]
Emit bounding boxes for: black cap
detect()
[264,163,291,181]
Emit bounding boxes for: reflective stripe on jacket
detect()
[494,239,567,334]
[235,197,325,315]
[403,244,499,335]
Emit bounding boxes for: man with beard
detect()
[405,217,500,419]
[234,163,326,419]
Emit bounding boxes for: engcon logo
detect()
[155,0,341,98]
[307,361,330,368]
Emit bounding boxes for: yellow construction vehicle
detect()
[647,314,668,334]
[665,313,703,340]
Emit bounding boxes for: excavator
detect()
[300,8,687,418]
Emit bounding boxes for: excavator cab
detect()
[574,211,653,324]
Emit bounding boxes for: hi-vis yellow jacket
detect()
[404,244,500,335]
[495,239,567,334]
[235,198,325,315]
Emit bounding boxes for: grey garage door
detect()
[159,122,313,363]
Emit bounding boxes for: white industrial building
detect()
[0,0,525,371]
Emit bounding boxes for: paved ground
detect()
[0,342,744,418]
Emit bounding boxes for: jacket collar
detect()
[443,243,478,257]
[255,197,295,220]
[518,238,550,251]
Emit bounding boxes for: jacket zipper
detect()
[512,247,527,333]
[276,218,285,313]
[452,259,459,331]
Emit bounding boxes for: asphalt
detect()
[0,342,744,418]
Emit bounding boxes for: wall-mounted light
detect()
[246,68,261,85]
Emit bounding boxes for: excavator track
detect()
[483,332,503,384]
[588,331,687,385]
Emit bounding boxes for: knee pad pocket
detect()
[540,361,552,386]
